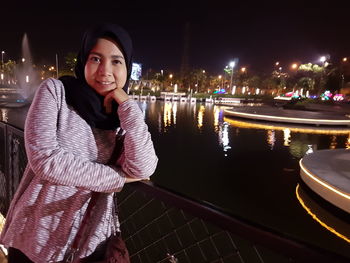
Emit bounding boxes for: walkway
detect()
[224,106,350,126]
[300,149,350,214]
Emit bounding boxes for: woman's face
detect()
[84,38,127,96]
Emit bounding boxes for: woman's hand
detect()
[125,177,150,183]
[104,88,129,113]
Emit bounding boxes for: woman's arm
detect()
[25,79,126,193]
[116,99,158,179]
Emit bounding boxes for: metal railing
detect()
[1,121,349,262]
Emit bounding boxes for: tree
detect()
[64,52,77,72]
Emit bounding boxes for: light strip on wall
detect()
[299,159,350,200]
[225,110,350,124]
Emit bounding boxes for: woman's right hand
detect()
[125,177,150,183]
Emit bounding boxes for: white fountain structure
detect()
[15,33,40,102]
[0,33,40,106]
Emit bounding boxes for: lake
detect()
[139,100,350,258]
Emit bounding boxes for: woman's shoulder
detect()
[39,77,64,91]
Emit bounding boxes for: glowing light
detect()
[229,61,235,68]
[295,184,350,243]
[320,56,326,63]
[305,145,314,155]
[299,159,350,200]
[291,63,298,70]
[241,67,246,73]
[232,85,236,95]
[343,57,348,62]
[275,62,279,66]
[213,89,226,94]
[242,87,246,94]
[333,94,344,101]
[346,134,350,149]
[0,74,3,80]
[255,88,260,95]
[174,84,178,93]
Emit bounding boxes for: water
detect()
[140,101,350,258]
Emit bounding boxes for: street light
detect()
[1,51,4,71]
[169,74,173,86]
[291,63,298,70]
[229,61,236,94]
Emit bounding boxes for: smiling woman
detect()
[0,23,158,263]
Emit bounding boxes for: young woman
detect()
[0,23,158,262]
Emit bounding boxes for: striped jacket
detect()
[0,78,158,262]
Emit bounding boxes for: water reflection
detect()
[330,135,337,149]
[218,122,231,155]
[172,103,177,125]
[197,105,205,129]
[283,128,291,146]
[163,102,173,129]
[213,106,220,132]
[267,129,276,150]
[296,184,350,244]
[224,117,350,156]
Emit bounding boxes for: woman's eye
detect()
[112,60,122,65]
[90,56,100,62]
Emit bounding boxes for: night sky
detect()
[1,1,350,75]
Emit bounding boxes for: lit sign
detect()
[131,63,142,81]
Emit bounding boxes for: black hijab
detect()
[59,23,133,130]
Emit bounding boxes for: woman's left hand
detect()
[104,88,129,113]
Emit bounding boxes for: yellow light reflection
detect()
[224,117,350,135]
[330,135,337,149]
[283,128,291,146]
[198,105,205,129]
[214,106,220,132]
[346,134,350,149]
[163,102,172,128]
[295,184,350,243]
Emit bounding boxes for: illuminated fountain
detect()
[0,33,40,107]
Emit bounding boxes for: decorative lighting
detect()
[296,184,350,244]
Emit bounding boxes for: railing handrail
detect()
[1,120,349,262]
[127,181,349,263]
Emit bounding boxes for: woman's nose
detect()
[98,61,112,76]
